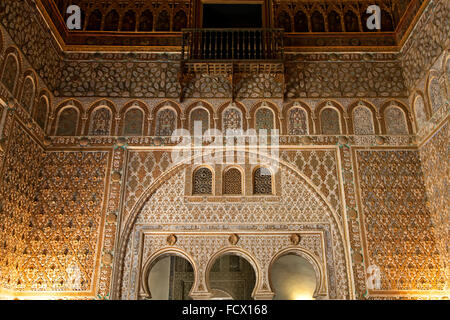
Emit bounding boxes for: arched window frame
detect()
[192,166,215,195]
[222,166,244,195]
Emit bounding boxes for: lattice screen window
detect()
[253,167,273,195]
[223,168,242,195]
[192,167,213,195]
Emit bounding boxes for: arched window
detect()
[88,107,112,136]
[208,254,256,300]
[223,168,242,195]
[414,95,427,131]
[156,10,170,31]
[139,10,153,31]
[104,10,119,31]
[34,96,49,130]
[193,167,213,195]
[277,11,292,32]
[56,107,78,136]
[20,77,35,113]
[311,11,325,32]
[384,106,408,135]
[1,54,19,94]
[353,106,374,135]
[320,108,341,134]
[271,254,317,300]
[173,10,187,32]
[147,255,194,300]
[253,167,272,195]
[429,78,444,113]
[156,108,176,136]
[223,107,242,133]
[255,108,274,132]
[86,9,102,31]
[294,11,308,32]
[122,10,136,31]
[344,11,359,32]
[328,11,342,32]
[190,108,209,134]
[123,108,144,136]
[288,107,308,135]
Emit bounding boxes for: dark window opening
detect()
[202,4,263,28]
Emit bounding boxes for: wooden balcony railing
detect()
[181,28,284,61]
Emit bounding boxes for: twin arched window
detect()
[192,166,273,195]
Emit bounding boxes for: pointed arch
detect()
[55,105,82,136]
[186,101,215,134]
[1,47,22,97]
[328,10,342,32]
[294,10,309,32]
[86,9,102,31]
[250,101,280,131]
[155,9,170,31]
[34,94,50,131]
[315,101,347,134]
[138,9,154,31]
[282,101,313,135]
[379,100,413,134]
[218,101,247,132]
[172,10,188,32]
[119,100,149,136]
[347,100,379,134]
[122,10,136,32]
[426,70,446,115]
[52,100,83,136]
[85,99,117,136]
[151,100,182,136]
[277,10,292,32]
[311,11,325,32]
[19,70,37,113]
[411,91,430,133]
[104,10,119,31]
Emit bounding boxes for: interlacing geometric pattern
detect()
[155,109,176,136]
[223,168,242,195]
[89,107,112,136]
[193,167,213,195]
[353,106,374,135]
[253,167,272,195]
[123,109,143,136]
[35,151,108,292]
[122,151,173,230]
[0,123,43,290]
[357,150,446,291]
[119,164,351,299]
[288,107,308,135]
[419,123,449,282]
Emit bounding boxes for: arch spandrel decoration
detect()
[116,152,351,300]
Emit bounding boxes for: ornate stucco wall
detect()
[0,0,448,300]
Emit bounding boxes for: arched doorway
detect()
[270,254,318,300]
[146,254,195,300]
[208,254,256,300]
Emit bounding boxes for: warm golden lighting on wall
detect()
[292,292,314,300]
